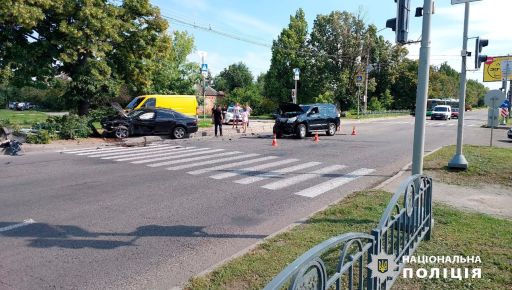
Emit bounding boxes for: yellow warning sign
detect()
[483,56,512,82]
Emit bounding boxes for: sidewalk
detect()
[379,169,512,220]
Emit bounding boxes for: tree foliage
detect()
[0,0,198,114]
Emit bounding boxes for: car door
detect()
[132,111,156,135]
[154,110,176,134]
[307,107,322,130]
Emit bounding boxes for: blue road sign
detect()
[500,99,510,108]
[201,63,208,72]
[356,75,363,83]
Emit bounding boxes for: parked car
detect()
[273,103,340,139]
[431,105,452,120]
[507,128,512,139]
[451,108,459,119]
[101,105,198,139]
[8,102,18,110]
[223,106,245,124]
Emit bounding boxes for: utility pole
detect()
[411,0,433,175]
[448,2,471,169]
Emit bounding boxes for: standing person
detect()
[245,103,252,127]
[232,102,241,129]
[213,105,223,137]
[241,109,248,133]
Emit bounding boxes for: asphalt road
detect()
[0,110,510,289]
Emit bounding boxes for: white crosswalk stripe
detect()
[166,153,260,171]
[69,144,162,155]
[115,147,201,162]
[99,146,184,159]
[293,168,375,198]
[148,151,239,167]
[262,164,347,190]
[60,146,112,153]
[127,148,214,164]
[209,159,299,180]
[83,144,171,157]
[234,161,321,185]
[187,156,280,175]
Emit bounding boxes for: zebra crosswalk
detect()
[59,145,375,198]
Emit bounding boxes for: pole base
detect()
[448,154,468,170]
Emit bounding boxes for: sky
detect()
[151,0,511,90]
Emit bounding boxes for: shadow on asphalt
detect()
[0,223,267,249]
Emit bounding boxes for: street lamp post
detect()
[411,0,433,175]
[448,2,472,169]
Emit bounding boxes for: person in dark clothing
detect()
[213,105,223,136]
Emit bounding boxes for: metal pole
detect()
[364,67,369,113]
[448,2,470,169]
[411,0,433,176]
[490,98,496,147]
[357,86,360,119]
[202,55,205,120]
[294,80,298,104]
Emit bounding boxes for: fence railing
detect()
[264,174,433,290]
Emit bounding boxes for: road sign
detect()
[356,75,363,83]
[201,63,208,72]
[483,56,512,82]
[484,90,504,107]
[451,0,481,4]
[293,68,300,80]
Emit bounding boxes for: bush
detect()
[26,130,51,144]
[32,114,92,140]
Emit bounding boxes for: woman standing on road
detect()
[232,103,241,129]
[241,109,248,133]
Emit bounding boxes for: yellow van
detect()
[126,95,198,117]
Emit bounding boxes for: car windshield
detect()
[434,107,448,112]
[453,108,459,112]
[126,97,145,109]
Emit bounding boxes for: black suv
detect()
[273,103,340,139]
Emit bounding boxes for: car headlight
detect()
[287,117,297,123]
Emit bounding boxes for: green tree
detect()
[265,9,308,104]
[0,0,172,115]
[214,62,253,93]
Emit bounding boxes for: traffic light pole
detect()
[448,2,470,169]
[411,0,433,175]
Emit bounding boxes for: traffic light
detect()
[475,37,489,69]
[386,0,411,44]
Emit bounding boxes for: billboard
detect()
[483,56,512,82]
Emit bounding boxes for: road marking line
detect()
[294,168,375,198]
[187,156,279,175]
[210,159,299,180]
[115,147,198,161]
[167,153,260,171]
[85,145,173,157]
[77,144,169,156]
[130,148,214,164]
[99,145,184,159]
[148,150,237,167]
[60,146,110,153]
[234,161,321,184]
[63,144,161,154]
[0,219,35,232]
[262,164,347,190]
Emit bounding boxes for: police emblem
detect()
[367,253,399,280]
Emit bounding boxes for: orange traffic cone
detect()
[351,126,357,135]
[313,133,319,143]
[271,134,278,147]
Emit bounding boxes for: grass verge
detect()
[343,111,411,120]
[198,119,213,128]
[0,109,49,127]
[186,190,512,290]
[424,145,512,188]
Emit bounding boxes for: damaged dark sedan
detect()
[101,105,198,139]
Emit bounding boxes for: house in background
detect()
[195,84,225,116]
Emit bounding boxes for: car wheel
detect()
[114,126,129,139]
[326,123,336,136]
[172,126,187,139]
[296,124,306,139]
